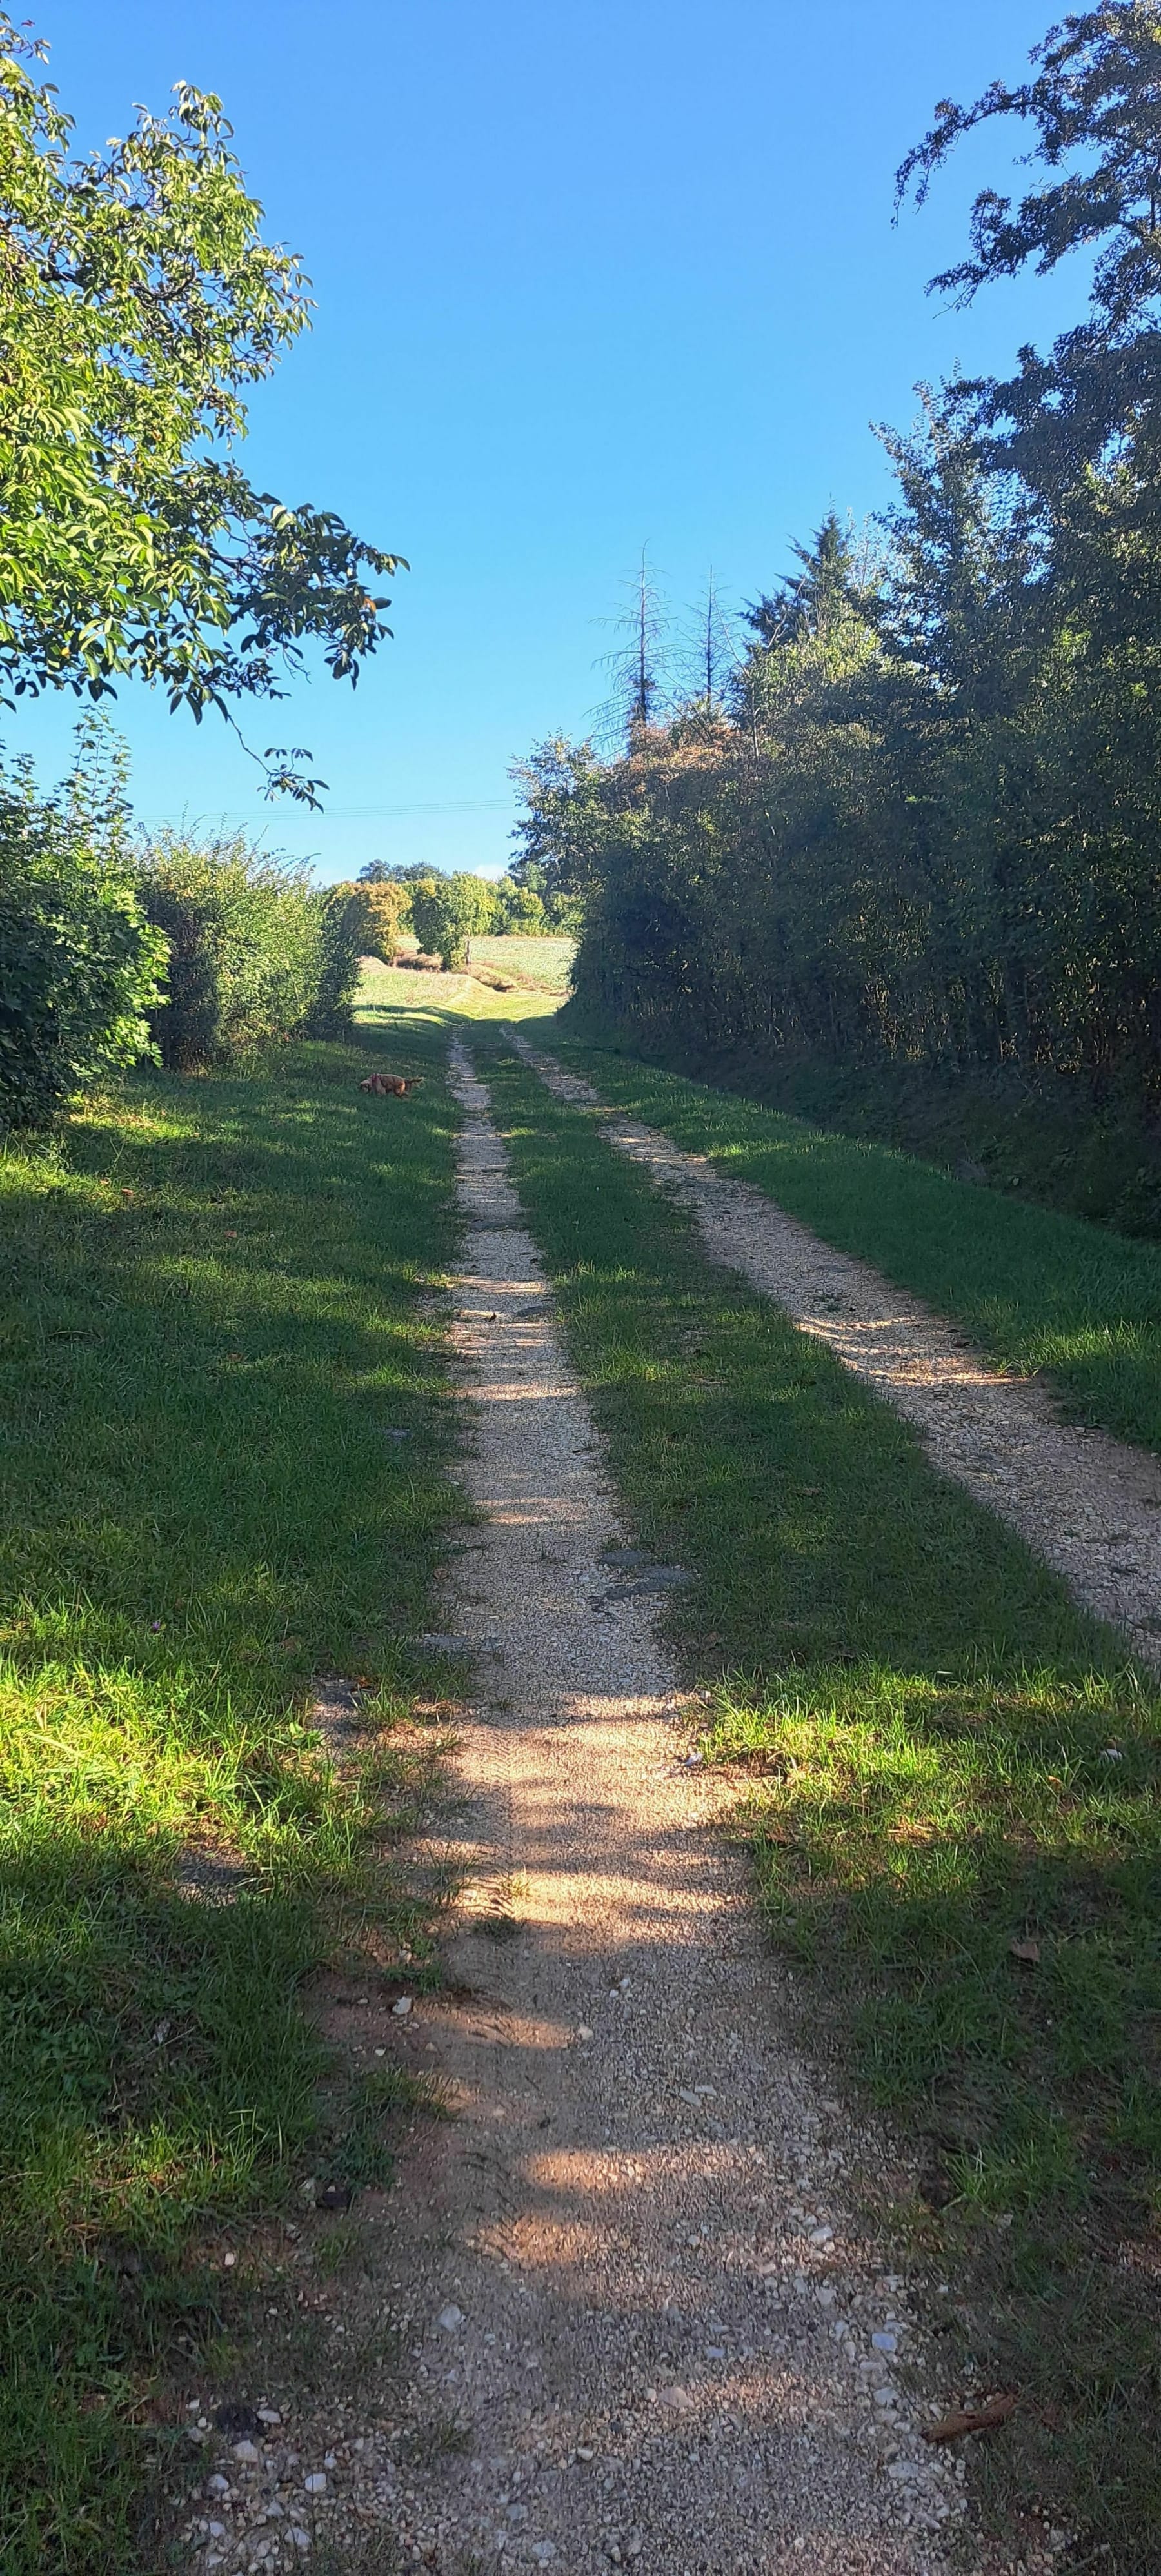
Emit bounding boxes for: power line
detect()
[133,797,514,822]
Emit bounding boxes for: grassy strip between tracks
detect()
[0,1014,466,2573]
[546,1029,1161,1461]
[479,1029,1161,2574]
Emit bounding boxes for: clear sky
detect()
[13,1,1083,882]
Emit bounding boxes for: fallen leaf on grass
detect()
[1009,1937,1041,1963]
[922,2395,1019,2443]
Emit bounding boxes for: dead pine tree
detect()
[676,567,735,726]
[593,546,671,749]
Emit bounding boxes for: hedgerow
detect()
[0,764,166,1134]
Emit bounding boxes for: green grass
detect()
[579,1022,1161,1240]
[477,1031,1161,2571]
[545,1029,1161,1459]
[357,953,565,1024]
[0,1018,465,2573]
[466,933,575,991]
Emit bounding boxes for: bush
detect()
[492,880,548,934]
[0,769,166,1134]
[364,880,414,958]
[309,884,364,1035]
[409,872,497,970]
[328,877,415,964]
[134,833,347,1067]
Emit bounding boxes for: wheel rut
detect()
[510,1035,1161,1674]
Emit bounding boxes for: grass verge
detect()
[569,1020,1161,1240]
[478,1030,1161,2574]
[543,1025,1161,1460]
[0,1017,464,2573]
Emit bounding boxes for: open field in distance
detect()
[468,933,575,989]
[357,955,565,1024]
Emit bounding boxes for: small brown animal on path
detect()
[359,1072,423,1096]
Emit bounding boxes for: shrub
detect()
[409,872,497,970]
[328,877,414,963]
[492,880,548,934]
[134,833,342,1067]
[309,884,364,1035]
[0,767,166,1133]
[364,879,414,958]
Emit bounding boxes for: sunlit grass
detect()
[467,933,575,990]
[356,953,562,1025]
[0,1022,464,2572]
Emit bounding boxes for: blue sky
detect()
[15,1,1082,882]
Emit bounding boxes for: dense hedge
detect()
[541,548,1161,1099]
[135,835,361,1069]
[0,780,165,1133]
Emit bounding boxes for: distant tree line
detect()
[517,6,1161,1100]
[347,857,579,970]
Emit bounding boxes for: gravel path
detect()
[306,1040,977,2576]
[510,1036,1161,1672]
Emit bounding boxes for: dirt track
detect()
[334,1041,975,2574]
[188,1040,1095,2576]
[511,1034,1161,1674]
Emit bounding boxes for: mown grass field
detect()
[477,1029,1161,2572]
[0,1018,462,2572]
[544,1036,1161,1460]
[466,933,575,990]
[357,953,560,1022]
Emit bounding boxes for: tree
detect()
[409,873,497,970]
[0,17,403,803]
[744,513,868,649]
[362,878,415,956]
[672,570,734,721]
[896,6,1161,517]
[492,877,548,933]
[597,550,670,743]
[875,386,1037,717]
[357,861,433,884]
[508,735,606,913]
